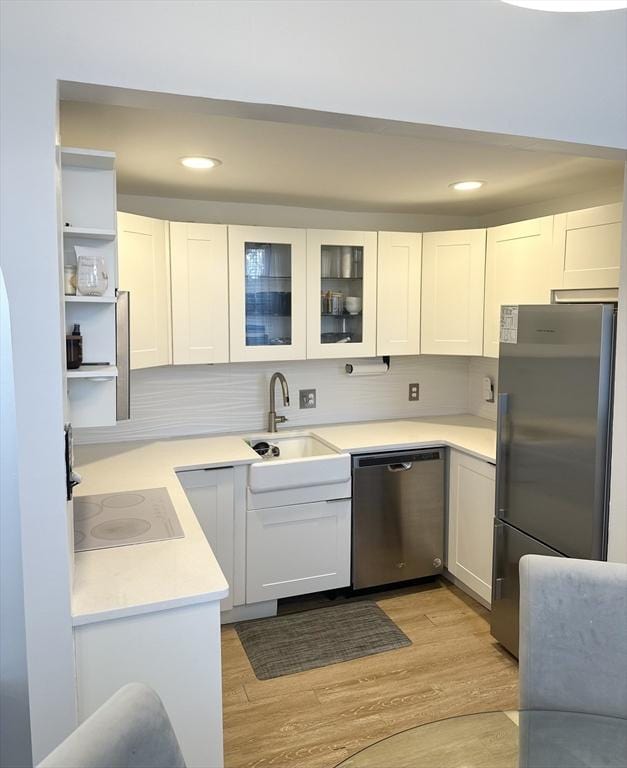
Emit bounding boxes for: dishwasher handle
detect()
[353,449,442,469]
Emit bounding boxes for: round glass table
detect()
[336,710,627,768]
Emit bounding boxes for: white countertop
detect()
[73,415,495,626]
[314,414,496,462]
[72,436,258,626]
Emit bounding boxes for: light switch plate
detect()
[299,389,317,409]
[408,383,420,401]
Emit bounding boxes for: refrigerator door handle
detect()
[495,393,509,517]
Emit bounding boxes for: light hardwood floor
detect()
[221,580,519,768]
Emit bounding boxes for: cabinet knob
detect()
[433,558,442,568]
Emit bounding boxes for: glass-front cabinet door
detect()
[306,229,378,359]
[228,226,307,361]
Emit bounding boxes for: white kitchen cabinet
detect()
[421,229,486,356]
[553,203,622,290]
[177,468,234,612]
[447,450,495,605]
[483,216,557,358]
[118,212,171,369]
[306,229,378,359]
[376,231,422,356]
[228,226,307,362]
[170,222,229,365]
[246,499,351,602]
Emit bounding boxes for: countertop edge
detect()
[72,584,229,627]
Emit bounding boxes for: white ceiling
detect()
[60,101,624,216]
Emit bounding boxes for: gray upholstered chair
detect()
[518,554,627,768]
[38,683,186,768]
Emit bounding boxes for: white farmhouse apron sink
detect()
[245,433,350,493]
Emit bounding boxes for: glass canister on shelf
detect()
[340,246,353,278]
[75,245,108,296]
[63,265,77,295]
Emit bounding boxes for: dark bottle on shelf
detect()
[66,324,83,369]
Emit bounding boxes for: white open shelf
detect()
[66,365,118,379]
[65,295,117,304]
[61,147,115,170]
[63,227,116,240]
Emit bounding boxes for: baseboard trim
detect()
[221,600,277,625]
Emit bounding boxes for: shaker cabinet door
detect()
[170,222,229,364]
[306,229,378,359]
[117,212,171,369]
[553,203,622,290]
[484,216,557,358]
[447,450,496,604]
[421,229,486,356]
[376,231,422,356]
[228,226,307,362]
[246,500,351,603]
[177,468,235,612]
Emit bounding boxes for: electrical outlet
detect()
[299,389,317,409]
[408,383,420,401]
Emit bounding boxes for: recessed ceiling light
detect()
[179,156,222,170]
[449,180,485,191]
[502,1,627,11]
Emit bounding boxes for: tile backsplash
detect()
[76,356,480,444]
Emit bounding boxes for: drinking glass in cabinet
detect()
[319,245,363,344]
[244,242,292,347]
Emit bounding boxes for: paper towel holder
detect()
[345,356,390,375]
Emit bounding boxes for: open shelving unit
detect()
[66,366,118,379]
[61,146,119,428]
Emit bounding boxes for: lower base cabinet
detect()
[74,601,223,768]
[177,468,234,612]
[447,450,496,604]
[246,499,351,603]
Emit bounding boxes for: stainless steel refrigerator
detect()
[490,303,616,657]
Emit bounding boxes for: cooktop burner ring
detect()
[101,493,146,509]
[74,500,102,521]
[90,517,152,541]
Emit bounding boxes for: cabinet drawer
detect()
[246,499,351,603]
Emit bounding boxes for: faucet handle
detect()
[276,415,288,425]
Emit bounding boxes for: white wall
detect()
[0,272,32,768]
[2,0,626,758]
[117,194,476,232]
[76,356,470,443]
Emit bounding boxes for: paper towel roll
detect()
[345,361,389,376]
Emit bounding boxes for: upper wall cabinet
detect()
[376,232,422,356]
[170,223,229,365]
[228,226,307,362]
[306,229,378,359]
[118,212,172,369]
[421,229,486,356]
[553,203,622,290]
[484,216,557,358]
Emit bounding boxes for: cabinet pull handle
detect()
[495,393,509,516]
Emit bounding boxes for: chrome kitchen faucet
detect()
[267,371,290,432]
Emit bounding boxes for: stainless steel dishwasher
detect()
[352,448,444,589]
